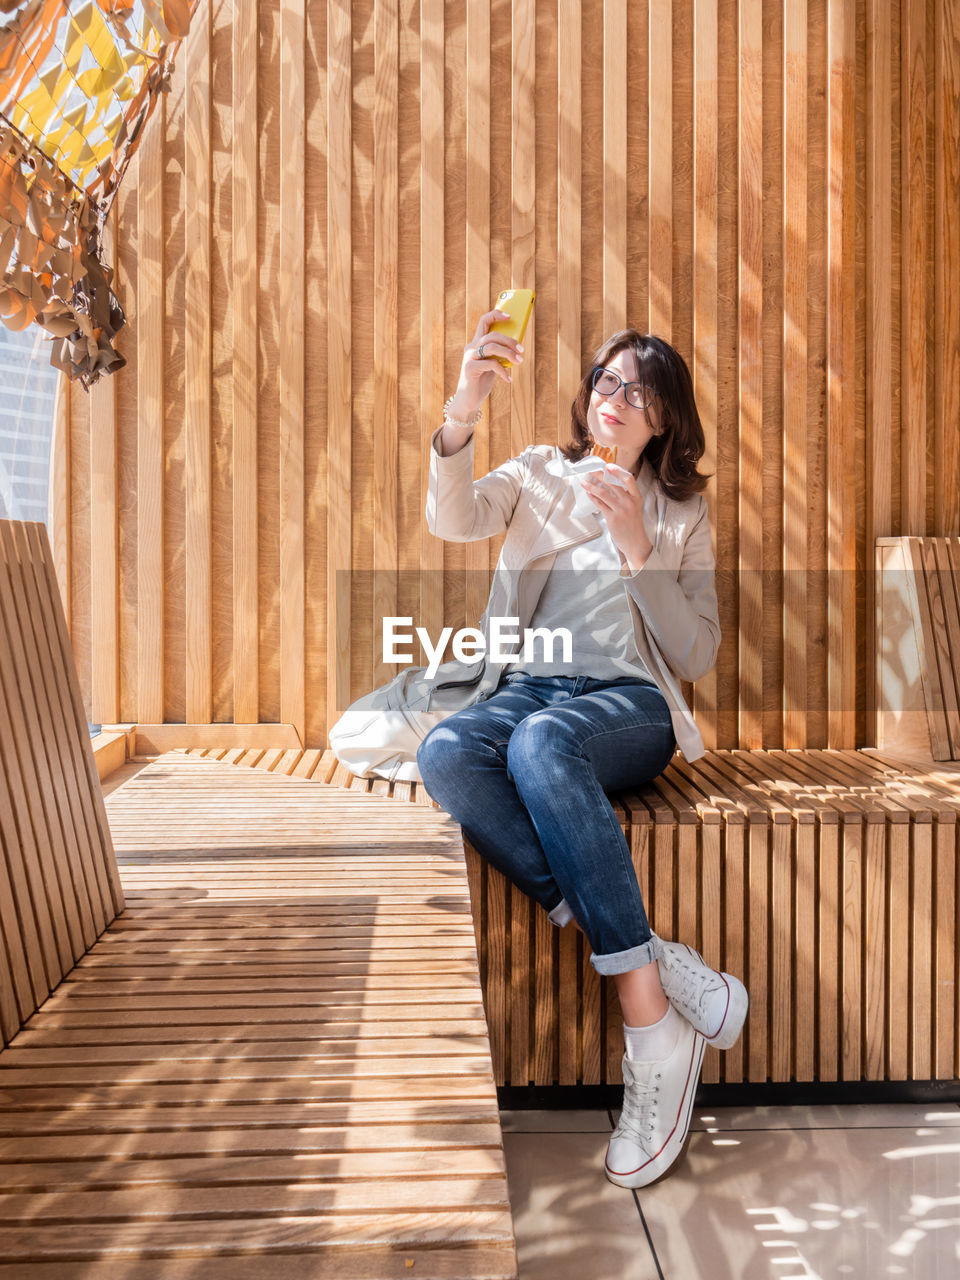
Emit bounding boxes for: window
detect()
[0,326,60,527]
[0,327,98,733]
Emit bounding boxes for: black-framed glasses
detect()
[591,365,657,411]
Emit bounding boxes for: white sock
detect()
[623,1005,681,1063]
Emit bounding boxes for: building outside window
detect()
[0,325,60,528]
[0,326,100,734]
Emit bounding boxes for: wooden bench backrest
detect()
[876,535,960,761]
[0,520,123,1045]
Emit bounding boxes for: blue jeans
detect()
[415,671,676,975]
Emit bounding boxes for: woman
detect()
[416,307,748,1190]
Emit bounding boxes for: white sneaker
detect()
[655,937,749,1050]
[604,1016,705,1189]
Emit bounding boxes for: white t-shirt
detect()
[501,455,658,683]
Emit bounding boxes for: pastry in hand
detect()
[588,442,617,464]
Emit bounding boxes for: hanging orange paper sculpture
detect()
[0,0,195,386]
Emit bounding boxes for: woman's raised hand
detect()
[447,308,525,419]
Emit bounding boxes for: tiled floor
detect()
[501,1101,960,1280]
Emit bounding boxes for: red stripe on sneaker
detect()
[682,943,732,1041]
[605,1035,703,1178]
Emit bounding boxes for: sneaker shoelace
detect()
[667,953,721,1016]
[613,1059,662,1146]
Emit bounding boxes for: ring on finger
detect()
[478,344,486,358]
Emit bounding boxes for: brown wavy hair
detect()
[560,330,712,502]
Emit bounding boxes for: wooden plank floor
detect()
[0,752,519,1279]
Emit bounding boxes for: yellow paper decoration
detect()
[0,0,197,385]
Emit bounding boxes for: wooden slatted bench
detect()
[191,744,960,1095]
[0,520,519,1276]
[0,752,519,1277]
[877,534,960,760]
[0,519,123,1046]
[480,744,956,1092]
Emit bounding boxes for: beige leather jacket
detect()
[327,421,720,782]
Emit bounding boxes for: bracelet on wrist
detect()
[443,395,482,430]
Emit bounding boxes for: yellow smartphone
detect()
[487,288,535,367]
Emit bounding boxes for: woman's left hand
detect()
[580,465,653,571]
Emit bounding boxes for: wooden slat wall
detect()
[89,218,119,724]
[185,0,212,725]
[136,104,164,727]
[56,0,960,753]
[0,522,124,1047]
[328,0,351,728]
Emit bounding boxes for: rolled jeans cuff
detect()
[588,938,659,975]
[547,897,575,928]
